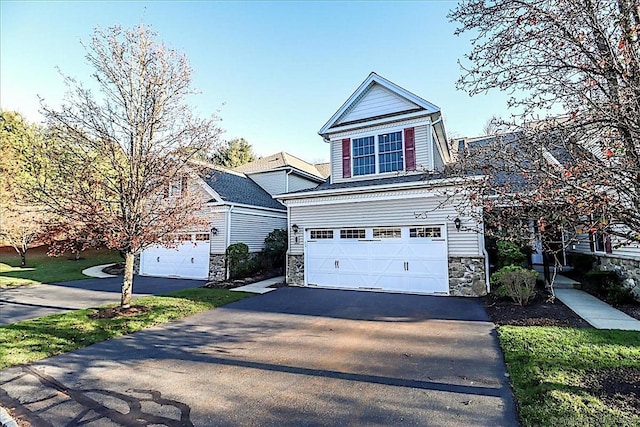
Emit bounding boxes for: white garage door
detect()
[306,226,448,294]
[140,233,210,280]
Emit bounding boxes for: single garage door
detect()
[140,233,210,280]
[306,226,448,294]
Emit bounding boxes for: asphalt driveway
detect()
[0,276,205,324]
[0,287,519,426]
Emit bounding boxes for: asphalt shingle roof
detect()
[234,152,326,179]
[202,169,285,210]
[285,172,447,195]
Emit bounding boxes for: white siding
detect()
[336,84,418,125]
[288,195,481,257]
[230,210,287,252]
[247,171,287,196]
[288,174,321,192]
[209,208,228,254]
[414,125,430,170]
[570,227,640,260]
[433,138,445,171]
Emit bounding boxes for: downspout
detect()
[226,205,233,279]
[479,220,491,293]
[285,169,292,193]
[286,203,291,284]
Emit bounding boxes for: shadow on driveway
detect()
[49,275,206,294]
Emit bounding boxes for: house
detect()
[137,156,326,281]
[277,73,489,296]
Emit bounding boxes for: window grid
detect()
[340,229,366,239]
[195,233,210,241]
[409,227,442,238]
[378,132,404,173]
[352,136,375,176]
[593,232,606,252]
[310,230,334,240]
[373,228,402,238]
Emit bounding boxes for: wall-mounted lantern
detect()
[454,218,462,231]
[211,227,218,236]
[291,224,299,234]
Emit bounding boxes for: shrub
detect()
[261,229,287,272]
[226,242,258,279]
[566,253,595,274]
[491,265,538,306]
[496,241,527,268]
[585,270,635,305]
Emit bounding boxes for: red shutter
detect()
[342,138,351,178]
[604,235,612,253]
[181,176,188,195]
[404,127,416,171]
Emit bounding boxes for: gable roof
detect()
[233,152,326,180]
[202,168,285,211]
[318,72,441,135]
[313,162,331,178]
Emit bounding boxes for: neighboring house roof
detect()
[313,162,331,178]
[202,168,285,211]
[234,152,326,181]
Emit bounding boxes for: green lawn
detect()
[0,288,252,369]
[0,247,122,287]
[498,326,640,427]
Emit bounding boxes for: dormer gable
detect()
[319,72,440,135]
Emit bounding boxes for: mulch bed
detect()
[102,262,125,275]
[482,290,590,328]
[88,305,151,319]
[203,270,283,289]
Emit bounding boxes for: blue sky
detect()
[1,1,513,163]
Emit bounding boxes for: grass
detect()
[0,288,252,369]
[0,246,122,287]
[498,326,640,427]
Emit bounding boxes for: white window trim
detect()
[349,125,407,177]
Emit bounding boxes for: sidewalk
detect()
[81,263,118,278]
[555,287,640,331]
[231,276,284,294]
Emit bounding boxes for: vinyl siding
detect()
[288,174,321,193]
[433,138,445,171]
[247,171,287,196]
[230,210,287,252]
[209,208,228,254]
[330,119,432,184]
[336,84,418,125]
[570,226,640,260]
[288,195,481,257]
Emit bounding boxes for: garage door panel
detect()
[140,241,209,279]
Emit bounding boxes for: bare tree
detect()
[447,1,640,273]
[22,24,222,307]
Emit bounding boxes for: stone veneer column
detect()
[448,256,488,297]
[287,254,304,285]
[597,256,640,302]
[209,254,226,282]
[133,254,140,274]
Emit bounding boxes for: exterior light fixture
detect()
[211,227,218,236]
[291,224,299,234]
[454,218,462,231]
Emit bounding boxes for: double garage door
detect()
[306,226,448,294]
[139,233,210,280]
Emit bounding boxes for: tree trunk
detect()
[19,250,26,267]
[121,251,135,308]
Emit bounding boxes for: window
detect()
[169,178,182,197]
[340,229,366,239]
[592,231,607,252]
[373,227,401,238]
[351,132,404,176]
[378,132,403,173]
[352,136,375,176]
[410,227,442,238]
[310,230,334,240]
[195,233,210,241]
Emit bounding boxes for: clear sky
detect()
[1,1,513,163]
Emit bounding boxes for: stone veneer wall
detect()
[448,256,488,297]
[596,256,640,301]
[209,254,226,282]
[287,254,304,286]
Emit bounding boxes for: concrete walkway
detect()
[81,263,118,278]
[231,276,284,294]
[555,288,640,331]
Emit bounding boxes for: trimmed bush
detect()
[226,242,258,279]
[585,270,635,305]
[491,265,538,306]
[496,241,527,268]
[566,253,595,274]
[261,229,287,272]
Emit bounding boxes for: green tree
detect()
[210,138,256,168]
[20,24,222,307]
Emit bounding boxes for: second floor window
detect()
[352,132,404,176]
